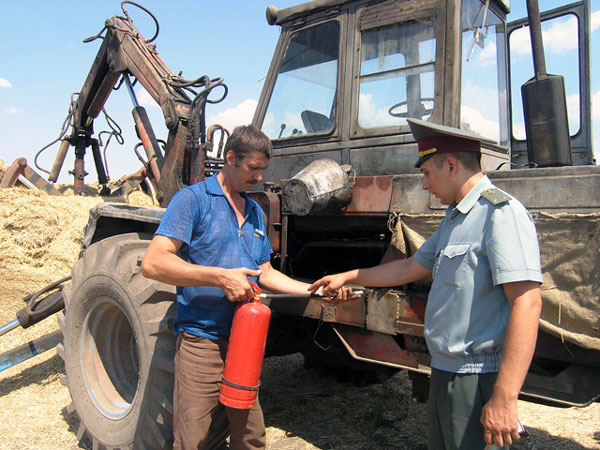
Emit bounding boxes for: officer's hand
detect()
[481,394,520,448]
[219,267,260,302]
[309,274,349,300]
[308,273,345,295]
[333,285,355,302]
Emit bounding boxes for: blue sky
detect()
[0,1,598,183]
[0,1,298,182]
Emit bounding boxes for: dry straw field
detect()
[0,158,599,449]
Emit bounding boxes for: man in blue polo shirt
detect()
[309,119,543,450]
[142,125,345,450]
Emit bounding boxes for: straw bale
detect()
[126,188,158,206]
[0,183,156,338]
[54,181,159,207]
[0,187,102,284]
[0,157,6,182]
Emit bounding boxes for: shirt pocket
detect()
[255,230,269,259]
[434,243,471,286]
[242,228,267,264]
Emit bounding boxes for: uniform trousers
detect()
[428,368,509,450]
[173,332,267,450]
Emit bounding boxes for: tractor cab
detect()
[255,0,512,181]
[255,0,592,181]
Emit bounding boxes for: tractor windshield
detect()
[460,0,509,146]
[262,20,340,140]
[358,17,436,129]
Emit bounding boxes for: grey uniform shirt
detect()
[414,175,543,374]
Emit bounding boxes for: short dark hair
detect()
[432,152,481,172]
[224,125,272,165]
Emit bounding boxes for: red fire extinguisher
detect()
[219,281,271,409]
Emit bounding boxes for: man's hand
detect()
[481,392,520,447]
[217,267,261,302]
[309,273,348,297]
[480,281,541,447]
[312,284,355,302]
[309,273,359,302]
[307,258,430,299]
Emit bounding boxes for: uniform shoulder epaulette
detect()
[481,188,511,205]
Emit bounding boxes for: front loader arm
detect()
[74,15,185,134]
[54,4,226,205]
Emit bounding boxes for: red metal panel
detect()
[333,325,429,372]
[247,191,281,252]
[344,176,393,214]
[269,297,366,328]
[396,294,426,336]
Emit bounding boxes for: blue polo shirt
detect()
[414,176,543,373]
[155,174,273,340]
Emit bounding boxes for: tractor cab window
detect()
[460,0,508,146]
[506,2,591,166]
[262,21,339,140]
[358,17,436,129]
[509,13,581,140]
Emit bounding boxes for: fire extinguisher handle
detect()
[248,280,262,300]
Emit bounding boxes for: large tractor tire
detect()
[58,232,177,449]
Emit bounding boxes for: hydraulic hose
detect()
[0,277,69,337]
[23,276,70,319]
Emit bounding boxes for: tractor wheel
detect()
[58,232,177,449]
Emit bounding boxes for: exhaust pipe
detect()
[521,0,572,167]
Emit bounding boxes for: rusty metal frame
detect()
[0,158,59,194]
[333,324,431,373]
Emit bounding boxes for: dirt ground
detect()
[1,343,599,450]
[0,178,599,449]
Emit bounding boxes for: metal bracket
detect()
[0,158,59,195]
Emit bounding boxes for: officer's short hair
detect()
[432,152,481,172]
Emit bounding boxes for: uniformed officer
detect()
[309,118,543,450]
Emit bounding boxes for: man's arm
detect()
[258,261,312,294]
[481,280,542,447]
[308,256,431,295]
[258,261,353,300]
[141,235,259,302]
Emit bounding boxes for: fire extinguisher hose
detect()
[258,290,364,301]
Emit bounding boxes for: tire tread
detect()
[60,232,176,449]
